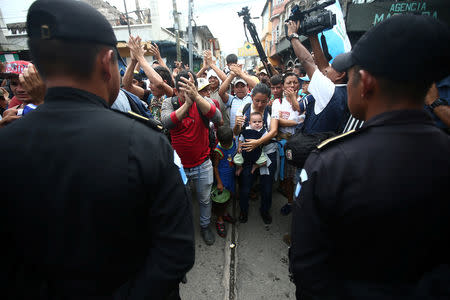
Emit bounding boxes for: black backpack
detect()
[285,130,336,169]
[171,97,216,150]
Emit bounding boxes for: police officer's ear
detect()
[98,48,116,81]
[359,70,376,100]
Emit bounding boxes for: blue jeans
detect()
[239,151,277,214]
[184,159,213,228]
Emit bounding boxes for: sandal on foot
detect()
[216,222,226,238]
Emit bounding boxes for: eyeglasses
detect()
[253,99,268,103]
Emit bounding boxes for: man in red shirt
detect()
[161,70,222,245]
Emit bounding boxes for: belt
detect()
[184,157,210,172]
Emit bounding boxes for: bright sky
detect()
[0,0,265,56]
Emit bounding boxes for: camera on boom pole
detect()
[238,7,273,78]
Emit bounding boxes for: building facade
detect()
[0,0,219,72]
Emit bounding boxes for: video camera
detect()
[286,0,336,36]
[238,6,250,18]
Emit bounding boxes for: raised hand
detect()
[203,50,213,66]
[19,63,46,104]
[178,73,199,103]
[147,42,161,59]
[287,20,300,37]
[127,35,146,60]
[229,64,242,77]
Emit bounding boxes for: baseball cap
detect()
[332,14,450,82]
[27,0,117,47]
[197,77,211,92]
[206,69,222,84]
[0,60,30,79]
[232,77,247,86]
[300,75,310,82]
[258,69,267,75]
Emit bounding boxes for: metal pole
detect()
[172,0,181,61]
[188,0,193,70]
[135,0,142,24]
[123,0,131,36]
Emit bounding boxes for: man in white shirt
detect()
[218,64,257,129]
[286,20,357,134]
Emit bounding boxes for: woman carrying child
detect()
[233,83,279,224]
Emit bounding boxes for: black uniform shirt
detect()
[0,87,195,298]
[290,109,450,298]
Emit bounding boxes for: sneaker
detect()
[223,214,236,224]
[215,222,226,238]
[260,210,272,224]
[200,226,215,245]
[239,211,248,223]
[280,203,292,216]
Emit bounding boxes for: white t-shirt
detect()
[271,97,301,135]
[227,94,252,129]
[308,69,346,115]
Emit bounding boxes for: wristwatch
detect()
[287,33,300,42]
[429,98,447,110]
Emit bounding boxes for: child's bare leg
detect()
[236,165,243,176]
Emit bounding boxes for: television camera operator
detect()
[286,6,353,135]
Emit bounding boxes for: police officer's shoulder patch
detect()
[317,129,356,150]
[112,109,164,132]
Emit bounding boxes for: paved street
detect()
[180,182,296,300]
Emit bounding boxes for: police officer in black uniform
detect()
[290,15,450,299]
[0,0,194,299]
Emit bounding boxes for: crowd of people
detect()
[1,0,449,299]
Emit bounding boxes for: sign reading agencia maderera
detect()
[346,0,449,32]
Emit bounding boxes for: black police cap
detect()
[27,0,117,47]
[332,14,450,83]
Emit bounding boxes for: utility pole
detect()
[172,0,181,62]
[123,0,131,36]
[135,0,142,24]
[188,0,193,69]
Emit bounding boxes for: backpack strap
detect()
[242,102,252,129]
[123,89,143,115]
[242,103,271,132]
[263,106,270,131]
[197,103,209,128]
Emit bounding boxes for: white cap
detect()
[197,77,211,92]
[232,77,247,86]
[206,69,222,85]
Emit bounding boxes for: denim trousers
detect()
[184,158,213,228]
[239,151,277,214]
